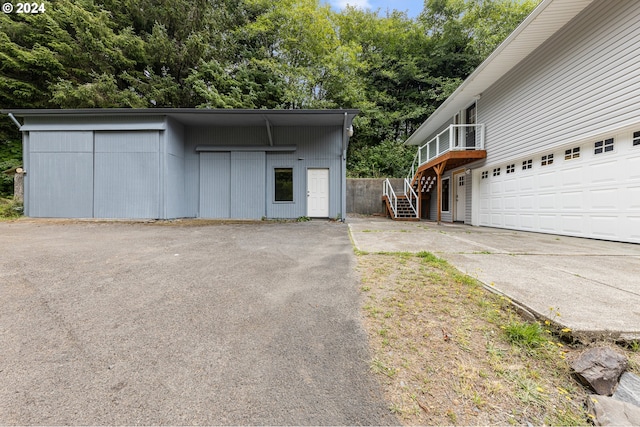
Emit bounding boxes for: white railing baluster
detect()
[415,123,485,168]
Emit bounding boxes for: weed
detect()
[296,216,311,222]
[0,198,22,219]
[360,285,371,292]
[503,321,547,349]
[370,358,396,377]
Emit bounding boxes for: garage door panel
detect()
[628,186,640,210]
[590,216,618,238]
[519,176,534,191]
[561,166,583,187]
[561,215,583,234]
[590,188,618,210]
[200,153,231,218]
[29,152,93,217]
[561,191,583,210]
[590,160,618,184]
[538,193,556,210]
[538,171,556,189]
[538,215,557,232]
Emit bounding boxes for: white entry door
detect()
[455,173,466,221]
[307,168,329,217]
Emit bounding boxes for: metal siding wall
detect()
[266,153,302,218]
[199,152,231,218]
[270,126,342,218]
[479,0,640,165]
[94,131,160,218]
[231,152,266,219]
[184,125,343,219]
[28,132,93,218]
[165,118,186,218]
[22,115,165,131]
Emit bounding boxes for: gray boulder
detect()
[613,372,640,408]
[588,395,640,426]
[571,347,628,395]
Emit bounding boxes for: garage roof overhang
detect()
[404,0,595,146]
[2,108,359,130]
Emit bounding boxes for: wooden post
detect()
[434,161,447,224]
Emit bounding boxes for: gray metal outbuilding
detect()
[3,109,358,220]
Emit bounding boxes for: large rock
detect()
[571,347,628,395]
[613,372,640,408]
[588,395,640,426]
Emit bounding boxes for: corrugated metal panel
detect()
[188,126,269,147]
[231,152,266,219]
[21,115,165,131]
[165,118,185,218]
[28,132,93,217]
[30,131,93,152]
[93,132,160,218]
[186,125,344,219]
[199,152,230,218]
[480,0,640,165]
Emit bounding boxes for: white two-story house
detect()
[384,0,640,244]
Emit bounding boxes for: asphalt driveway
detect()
[348,217,640,341]
[0,220,395,425]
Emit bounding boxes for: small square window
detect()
[458,176,465,186]
[541,154,554,166]
[564,147,580,160]
[506,164,515,174]
[595,138,614,154]
[274,168,293,202]
[481,171,488,179]
[493,168,500,177]
[522,159,532,170]
[634,131,640,146]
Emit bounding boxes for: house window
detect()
[633,131,640,146]
[458,175,465,186]
[493,168,500,177]
[274,168,293,202]
[481,171,488,179]
[441,177,450,212]
[594,138,614,154]
[541,154,554,166]
[564,147,580,160]
[506,164,515,174]
[522,159,532,170]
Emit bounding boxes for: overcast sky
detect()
[324,0,425,18]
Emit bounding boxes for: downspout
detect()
[8,113,22,129]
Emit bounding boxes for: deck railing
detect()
[404,178,419,218]
[382,178,397,217]
[408,124,485,182]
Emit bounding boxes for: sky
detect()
[324,0,425,18]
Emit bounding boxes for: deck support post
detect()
[434,161,447,224]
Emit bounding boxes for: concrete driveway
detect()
[0,220,395,425]
[348,217,640,341]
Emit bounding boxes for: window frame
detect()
[441,177,451,213]
[274,167,294,203]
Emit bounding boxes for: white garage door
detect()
[477,132,640,244]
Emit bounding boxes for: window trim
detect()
[274,167,294,203]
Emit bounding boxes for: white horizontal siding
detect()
[479,0,640,165]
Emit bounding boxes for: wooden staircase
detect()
[382,179,419,221]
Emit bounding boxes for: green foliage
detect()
[504,321,547,349]
[0,140,22,197]
[0,0,540,179]
[0,198,23,218]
